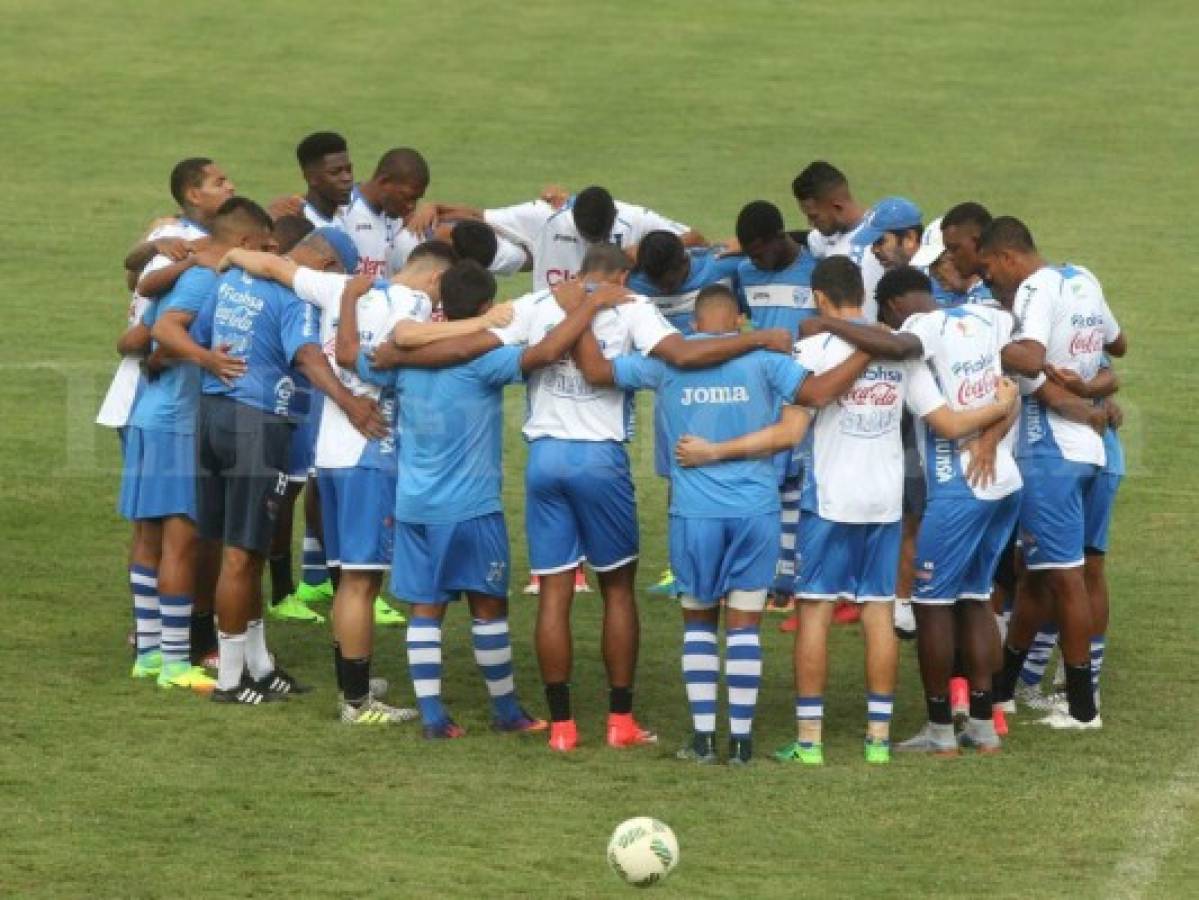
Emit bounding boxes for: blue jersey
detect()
[358,346,525,524]
[129,266,218,435]
[736,249,817,340]
[612,337,808,518]
[628,250,743,334]
[197,267,320,419]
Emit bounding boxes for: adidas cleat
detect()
[1039,709,1102,730]
[340,696,418,725]
[254,667,312,698]
[893,601,916,640]
[774,740,824,765]
[212,677,283,705]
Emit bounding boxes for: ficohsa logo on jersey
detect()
[606,817,679,887]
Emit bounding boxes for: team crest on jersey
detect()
[486,561,507,585]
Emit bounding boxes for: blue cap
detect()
[313,226,360,274]
[852,196,923,247]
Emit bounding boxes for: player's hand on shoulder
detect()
[404,201,438,235]
[1045,364,1087,397]
[217,248,249,272]
[798,316,829,339]
[553,279,586,312]
[344,394,389,440]
[483,301,515,328]
[154,237,191,262]
[1106,398,1124,430]
[267,195,305,220]
[591,283,633,310]
[344,273,374,299]
[757,328,794,354]
[675,435,717,467]
[962,437,997,489]
[995,376,1019,409]
[539,184,571,209]
[1086,406,1109,435]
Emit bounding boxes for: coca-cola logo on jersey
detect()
[1069,329,1104,356]
[957,369,998,406]
[843,381,899,406]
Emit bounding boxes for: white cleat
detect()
[340,696,419,725]
[1015,683,1062,713]
[893,601,916,640]
[522,577,540,595]
[1039,708,1102,730]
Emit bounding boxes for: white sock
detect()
[217,632,247,690]
[245,619,273,679]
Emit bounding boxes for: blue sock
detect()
[1019,626,1059,688]
[726,626,762,739]
[682,622,718,734]
[472,618,521,722]
[867,692,894,739]
[1090,635,1106,696]
[773,469,801,595]
[130,565,160,656]
[159,593,193,666]
[796,695,823,745]
[301,526,327,587]
[407,616,447,726]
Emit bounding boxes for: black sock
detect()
[328,566,341,592]
[969,689,993,721]
[269,551,295,605]
[190,611,217,658]
[342,656,371,707]
[926,695,952,725]
[1064,663,1097,722]
[545,682,571,722]
[994,643,1030,702]
[332,643,344,692]
[609,686,633,715]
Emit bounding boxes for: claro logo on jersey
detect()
[358,258,388,278]
[680,386,750,405]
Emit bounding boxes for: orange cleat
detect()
[548,719,579,752]
[606,713,658,748]
[832,600,861,625]
[950,677,969,719]
[779,614,800,633]
[992,705,1009,736]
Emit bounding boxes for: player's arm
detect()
[963,401,1021,489]
[124,230,188,273]
[922,378,1019,440]
[1001,339,1045,378]
[793,350,872,407]
[151,309,247,385]
[331,275,381,369]
[371,330,502,370]
[1034,377,1109,434]
[117,322,152,357]
[799,316,921,360]
[675,405,813,467]
[519,288,620,374]
[1106,331,1128,358]
[1045,364,1119,400]
[680,230,707,248]
[137,256,199,299]
[293,344,388,439]
[218,248,300,286]
[572,329,616,386]
[389,302,515,350]
[650,329,793,369]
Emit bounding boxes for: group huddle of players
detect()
[97,131,1126,765]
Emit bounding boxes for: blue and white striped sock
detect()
[1090,635,1106,696]
[407,616,447,726]
[130,565,160,656]
[681,623,718,735]
[159,593,193,666]
[1019,627,1059,688]
[726,627,762,739]
[796,695,823,743]
[301,526,327,587]
[867,692,894,739]
[472,618,521,722]
[774,470,802,595]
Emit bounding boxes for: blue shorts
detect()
[391,512,510,603]
[317,466,395,570]
[670,513,779,605]
[117,427,196,522]
[117,426,130,460]
[1084,471,1121,554]
[525,439,638,574]
[1019,457,1099,570]
[797,515,901,602]
[914,491,1021,604]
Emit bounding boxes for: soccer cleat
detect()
[198,649,220,671]
[373,597,407,626]
[895,722,959,756]
[522,575,540,595]
[493,709,549,733]
[1015,682,1062,713]
[268,594,325,623]
[157,661,216,694]
[294,579,334,604]
[646,568,678,596]
[864,737,892,765]
[728,736,754,767]
[779,614,800,634]
[254,667,312,697]
[993,705,1009,736]
[548,719,579,752]
[675,732,718,765]
[832,600,860,625]
[212,676,282,705]
[774,740,824,765]
[130,650,163,679]
[574,568,591,593]
[893,601,916,640]
[1039,709,1103,730]
[607,713,658,748]
[949,677,970,720]
[340,696,419,725]
[422,719,467,740]
[958,718,1002,753]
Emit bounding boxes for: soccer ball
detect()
[606,817,679,887]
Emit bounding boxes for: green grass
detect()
[3,0,1199,896]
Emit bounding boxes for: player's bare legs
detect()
[332,571,380,659]
[794,599,834,746]
[597,562,639,694]
[860,602,898,743]
[536,570,577,747]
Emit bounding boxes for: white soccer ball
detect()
[606,817,679,887]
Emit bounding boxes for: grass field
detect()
[3,0,1199,896]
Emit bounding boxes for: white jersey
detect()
[527,200,688,290]
[1012,265,1120,466]
[807,223,884,321]
[492,290,677,441]
[484,200,555,248]
[796,333,945,523]
[96,218,208,428]
[302,200,344,230]
[901,304,1022,501]
[293,268,430,468]
[490,234,529,276]
[340,186,422,279]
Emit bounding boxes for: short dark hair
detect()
[272,214,315,254]
[735,200,784,248]
[296,131,347,170]
[942,201,993,233]
[440,260,497,321]
[978,216,1037,254]
[450,220,499,269]
[210,197,273,240]
[811,256,864,308]
[374,148,429,185]
[694,283,739,316]
[572,186,617,242]
[406,239,457,269]
[791,161,848,202]
[876,266,933,309]
[635,230,686,284]
[169,157,213,208]
[579,243,631,276]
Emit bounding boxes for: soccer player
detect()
[573,283,868,765]
[940,202,994,287]
[982,217,1126,729]
[357,262,632,738]
[799,267,1024,754]
[675,258,1017,765]
[194,218,390,705]
[341,148,431,277]
[446,219,531,277]
[791,161,885,318]
[298,131,354,228]
[909,216,993,307]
